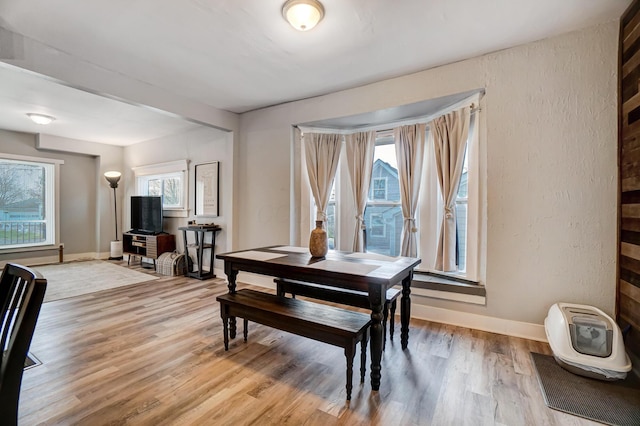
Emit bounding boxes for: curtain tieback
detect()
[356,215,366,230]
[317,210,328,222]
[404,217,418,233]
[444,206,454,219]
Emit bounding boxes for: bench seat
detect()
[275,278,401,349]
[216,289,370,400]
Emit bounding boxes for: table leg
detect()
[401,272,412,350]
[225,265,238,339]
[369,286,384,391]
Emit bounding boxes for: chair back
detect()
[0,263,47,425]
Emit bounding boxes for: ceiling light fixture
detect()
[282,0,324,31]
[27,113,56,125]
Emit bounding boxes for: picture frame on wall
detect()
[195,161,219,217]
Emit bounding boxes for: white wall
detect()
[123,126,233,273]
[238,21,619,327]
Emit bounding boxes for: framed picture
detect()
[195,162,219,217]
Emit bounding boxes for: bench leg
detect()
[344,345,355,400]
[243,318,248,342]
[389,299,397,341]
[360,329,368,383]
[229,316,237,340]
[221,305,229,351]
[226,269,238,339]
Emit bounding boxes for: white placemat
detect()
[269,246,309,253]
[305,260,380,275]
[225,250,287,261]
[345,252,398,262]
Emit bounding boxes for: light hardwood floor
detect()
[19,262,601,425]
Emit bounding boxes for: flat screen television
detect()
[130,196,163,234]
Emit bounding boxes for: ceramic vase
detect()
[309,220,328,258]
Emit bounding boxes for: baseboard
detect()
[408,286,486,305]
[237,272,547,342]
[0,251,100,268]
[411,302,547,342]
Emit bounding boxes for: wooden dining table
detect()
[216,245,421,391]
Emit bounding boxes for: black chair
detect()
[0,263,47,426]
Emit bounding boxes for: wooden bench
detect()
[216,289,371,400]
[275,278,401,349]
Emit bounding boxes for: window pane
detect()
[311,180,336,250]
[366,142,401,256]
[148,179,161,196]
[455,200,467,271]
[326,202,335,249]
[365,205,402,256]
[455,148,469,272]
[373,178,386,200]
[163,177,181,206]
[0,160,50,247]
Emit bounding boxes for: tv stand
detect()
[128,229,158,236]
[123,232,176,267]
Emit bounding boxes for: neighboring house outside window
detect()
[0,155,62,249]
[365,146,402,257]
[324,181,336,250]
[455,170,468,272]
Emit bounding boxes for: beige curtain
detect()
[304,133,342,223]
[394,123,426,257]
[345,131,376,252]
[432,107,471,271]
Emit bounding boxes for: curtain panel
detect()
[431,106,471,271]
[304,132,342,223]
[345,131,376,252]
[394,123,426,257]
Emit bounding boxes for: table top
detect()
[217,245,421,291]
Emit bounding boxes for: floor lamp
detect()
[104,171,123,260]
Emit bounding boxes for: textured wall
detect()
[619,0,640,370]
[239,21,619,325]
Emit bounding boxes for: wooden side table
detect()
[179,225,221,280]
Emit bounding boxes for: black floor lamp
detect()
[104,171,123,260]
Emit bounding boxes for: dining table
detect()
[216,245,421,391]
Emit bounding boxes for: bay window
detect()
[300,92,483,282]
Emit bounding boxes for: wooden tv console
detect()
[123,232,175,266]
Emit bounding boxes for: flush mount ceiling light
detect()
[282,0,324,31]
[26,113,56,125]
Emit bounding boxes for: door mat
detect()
[531,352,640,426]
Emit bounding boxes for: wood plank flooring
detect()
[18,262,601,425]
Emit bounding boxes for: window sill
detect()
[163,209,188,218]
[0,244,58,254]
[406,271,486,305]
